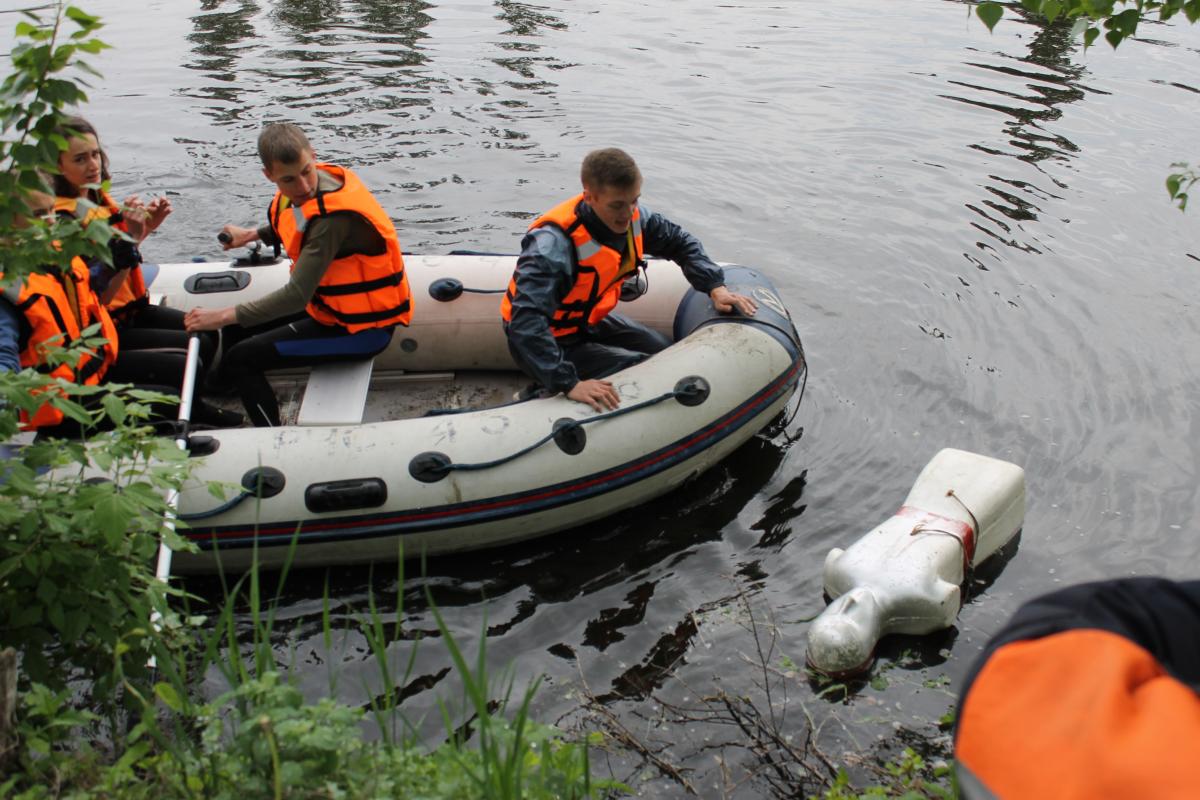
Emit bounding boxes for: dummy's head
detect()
[581,148,642,235]
[53,116,110,199]
[258,123,319,206]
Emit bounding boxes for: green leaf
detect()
[1113,8,1141,36]
[64,6,100,26]
[101,392,127,424]
[46,603,65,634]
[976,2,1004,31]
[54,397,94,426]
[92,492,135,540]
[1083,27,1101,48]
[36,576,57,605]
[1042,0,1062,25]
[75,39,110,55]
[154,681,183,711]
[1167,175,1182,197]
[1105,29,1125,48]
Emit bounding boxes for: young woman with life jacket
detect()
[51,118,238,427]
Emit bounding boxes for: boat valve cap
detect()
[241,466,286,498]
[674,376,710,407]
[552,418,587,455]
[428,278,465,302]
[410,451,452,483]
[187,435,220,457]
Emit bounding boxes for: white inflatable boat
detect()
[140,251,804,573]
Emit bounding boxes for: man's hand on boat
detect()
[709,285,757,316]
[185,306,237,332]
[218,224,260,250]
[568,378,620,412]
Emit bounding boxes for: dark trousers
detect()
[216,312,394,427]
[35,349,185,439]
[509,313,672,386]
[117,304,218,377]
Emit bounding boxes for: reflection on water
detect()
[17,0,1200,792]
[944,14,1092,264]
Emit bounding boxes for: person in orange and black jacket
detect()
[3,190,238,435]
[185,122,411,427]
[0,252,192,438]
[501,148,758,413]
[955,576,1200,799]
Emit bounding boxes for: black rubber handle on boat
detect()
[428,277,506,302]
[408,378,710,482]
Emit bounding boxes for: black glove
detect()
[109,236,142,270]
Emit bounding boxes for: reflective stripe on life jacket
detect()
[55,191,148,320]
[2,256,119,430]
[267,163,411,333]
[499,194,643,337]
[956,627,1200,799]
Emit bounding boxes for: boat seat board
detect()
[296,358,376,426]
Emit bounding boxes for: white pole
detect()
[149,332,201,667]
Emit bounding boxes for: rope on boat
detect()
[176,466,286,522]
[176,490,252,521]
[408,376,711,483]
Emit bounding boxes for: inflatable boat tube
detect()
[132,254,805,572]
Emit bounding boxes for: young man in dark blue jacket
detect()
[501,148,756,412]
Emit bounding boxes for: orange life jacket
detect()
[956,627,1200,799]
[55,191,148,320]
[2,257,119,430]
[500,194,643,337]
[267,164,411,333]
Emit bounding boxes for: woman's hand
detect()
[141,196,172,239]
[122,194,149,241]
[121,194,172,242]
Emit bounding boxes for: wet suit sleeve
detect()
[506,226,581,394]
[639,205,725,293]
[235,213,385,328]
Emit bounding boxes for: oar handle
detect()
[174,333,202,445]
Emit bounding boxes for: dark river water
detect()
[10,0,1200,793]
